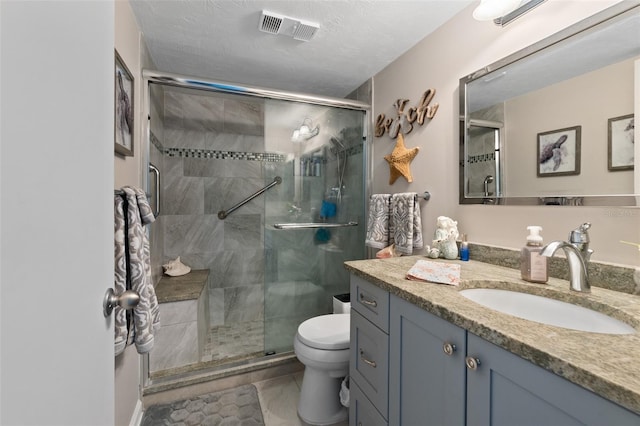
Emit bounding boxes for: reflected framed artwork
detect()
[537,126,581,177]
[115,50,134,157]
[608,114,634,171]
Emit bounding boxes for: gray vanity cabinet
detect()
[466,333,640,426]
[389,295,466,426]
[350,275,390,426]
[350,274,640,426]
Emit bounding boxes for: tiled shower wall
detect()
[151,88,274,329]
[467,104,503,197]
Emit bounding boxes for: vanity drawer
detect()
[350,309,389,419]
[350,380,388,426]
[351,274,389,332]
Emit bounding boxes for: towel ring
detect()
[103,288,140,317]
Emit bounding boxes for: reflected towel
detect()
[114,187,160,356]
[391,193,423,255]
[365,194,391,249]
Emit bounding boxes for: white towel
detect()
[391,193,423,255]
[365,194,391,249]
[114,187,160,356]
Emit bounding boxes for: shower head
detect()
[484,175,494,184]
[329,137,345,154]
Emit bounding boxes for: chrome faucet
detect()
[540,223,593,293]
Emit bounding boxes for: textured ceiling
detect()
[129,0,473,98]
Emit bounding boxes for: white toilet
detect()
[294,298,350,425]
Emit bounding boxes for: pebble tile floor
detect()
[202,320,264,363]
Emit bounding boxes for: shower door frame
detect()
[140,70,372,387]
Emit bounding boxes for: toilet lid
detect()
[297,314,350,350]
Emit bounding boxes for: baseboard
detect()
[129,399,144,426]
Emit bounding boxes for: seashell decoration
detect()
[162,256,191,277]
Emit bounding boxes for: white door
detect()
[1,2,115,424]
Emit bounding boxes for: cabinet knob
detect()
[465,356,481,370]
[442,342,457,356]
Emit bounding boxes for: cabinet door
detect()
[466,333,640,426]
[389,295,466,426]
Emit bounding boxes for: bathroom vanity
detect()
[346,257,640,425]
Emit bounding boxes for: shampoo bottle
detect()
[521,226,548,283]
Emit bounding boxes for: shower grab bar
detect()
[218,176,282,220]
[149,163,160,217]
[273,221,358,230]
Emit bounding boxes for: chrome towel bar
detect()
[273,221,358,230]
[218,176,282,220]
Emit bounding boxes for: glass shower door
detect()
[263,100,367,354]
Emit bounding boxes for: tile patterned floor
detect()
[143,372,349,426]
[254,372,349,426]
[142,384,265,426]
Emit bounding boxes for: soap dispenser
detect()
[521,226,548,283]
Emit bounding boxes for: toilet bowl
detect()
[294,313,350,425]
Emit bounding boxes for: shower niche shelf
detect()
[296,150,324,177]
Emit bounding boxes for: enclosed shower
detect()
[143,71,370,386]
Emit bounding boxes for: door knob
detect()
[103,288,140,317]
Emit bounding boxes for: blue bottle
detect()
[460,234,469,261]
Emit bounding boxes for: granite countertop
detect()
[344,256,640,415]
[155,269,209,303]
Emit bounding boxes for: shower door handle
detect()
[149,163,160,217]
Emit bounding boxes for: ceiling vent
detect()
[258,10,319,42]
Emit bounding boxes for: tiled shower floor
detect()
[151,320,267,379]
[202,320,264,362]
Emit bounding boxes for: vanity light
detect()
[473,0,521,21]
[473,0,547,26]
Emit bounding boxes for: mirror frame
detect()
[459,1,639,207]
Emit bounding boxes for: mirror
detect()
[460,2,640,206]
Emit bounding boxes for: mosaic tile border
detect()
[467,152,495,164]
[164,147,287,162]
[150,131,362,163]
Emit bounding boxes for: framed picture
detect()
[537,126,581,177]
[608,114,634,171]
[115,50,134,157]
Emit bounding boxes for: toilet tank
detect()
[333,293,351,314]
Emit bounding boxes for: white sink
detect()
[459,288,635,335]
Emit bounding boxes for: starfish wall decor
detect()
[384,133,419,184]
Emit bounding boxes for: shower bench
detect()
[150,269,210,373]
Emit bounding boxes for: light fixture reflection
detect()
[473,0,522,21]
[291,118,320,142]
[473,0,547,26]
